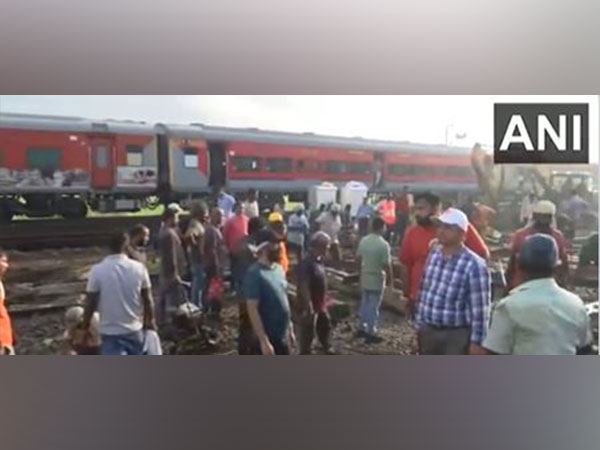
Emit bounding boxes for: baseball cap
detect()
[519,233,560,270]
[167,203,184,214]
[532,200,556,216]
[435,207,469,232]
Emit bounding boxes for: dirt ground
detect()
[6,243,597,355]
[7,247,418,355]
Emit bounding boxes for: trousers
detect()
[417,324,471,355]
[298,311,331,354]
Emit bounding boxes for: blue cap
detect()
[519,233,560,271]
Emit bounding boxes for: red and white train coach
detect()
[0,113,158,220]
[194,126,478,203]
[0,112,479,220]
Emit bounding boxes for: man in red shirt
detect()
[223,202,249,291]
[465,222,490,260]
[506,200,569,290]
[399,194,489,316]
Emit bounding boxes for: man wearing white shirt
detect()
[83,232,156,355]
[243,188,260,219]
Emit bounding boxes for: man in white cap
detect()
[415,207,491,355]
[506,200,569,290]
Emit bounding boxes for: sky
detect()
[0,95,598,160]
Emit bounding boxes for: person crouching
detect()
[61,306,101,355]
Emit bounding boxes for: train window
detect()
[265,158,293,173]
[182,147,198,169]
[95,146,109,168]
[299,160,320,172]
[27,148,62,172]
[233,156,261,172]
[126,145,144,167]
[346,162,371,174]
[325,161,345,173]
[412,166,433,176]
[388,165,400,175]
[388,164,432,176]
[442,166,472,177]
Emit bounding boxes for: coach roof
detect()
[199,124,473,155]
[0,112,156,135]
[155,123,205,139]
[0,112,478,155]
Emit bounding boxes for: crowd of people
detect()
[0,184,596,356]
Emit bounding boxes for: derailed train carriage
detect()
[0,112,478,221]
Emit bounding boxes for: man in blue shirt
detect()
[243,229,295,355]
[355,197,374,239]
[215,185,236,219]
[416,208,491,355]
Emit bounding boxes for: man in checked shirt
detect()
[415,208,491,355]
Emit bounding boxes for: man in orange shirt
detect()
[0,249,15,355]
[399,194,489,317]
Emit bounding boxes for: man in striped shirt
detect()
[416,208,491,355]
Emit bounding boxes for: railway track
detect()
[0,216,164,250]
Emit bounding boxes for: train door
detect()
[373,152,385,189]
[156,133,171,199]
[208,142,227,188]
[90,137,114,189]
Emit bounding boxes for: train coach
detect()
[0,113,158,221]
[0,112,479,221]
[160,124,478,206]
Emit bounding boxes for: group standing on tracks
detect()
[0,185,597,356]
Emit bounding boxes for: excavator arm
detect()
[470,143,501,208]
[470,143,556,207]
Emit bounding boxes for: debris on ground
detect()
[5,243,597,355]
